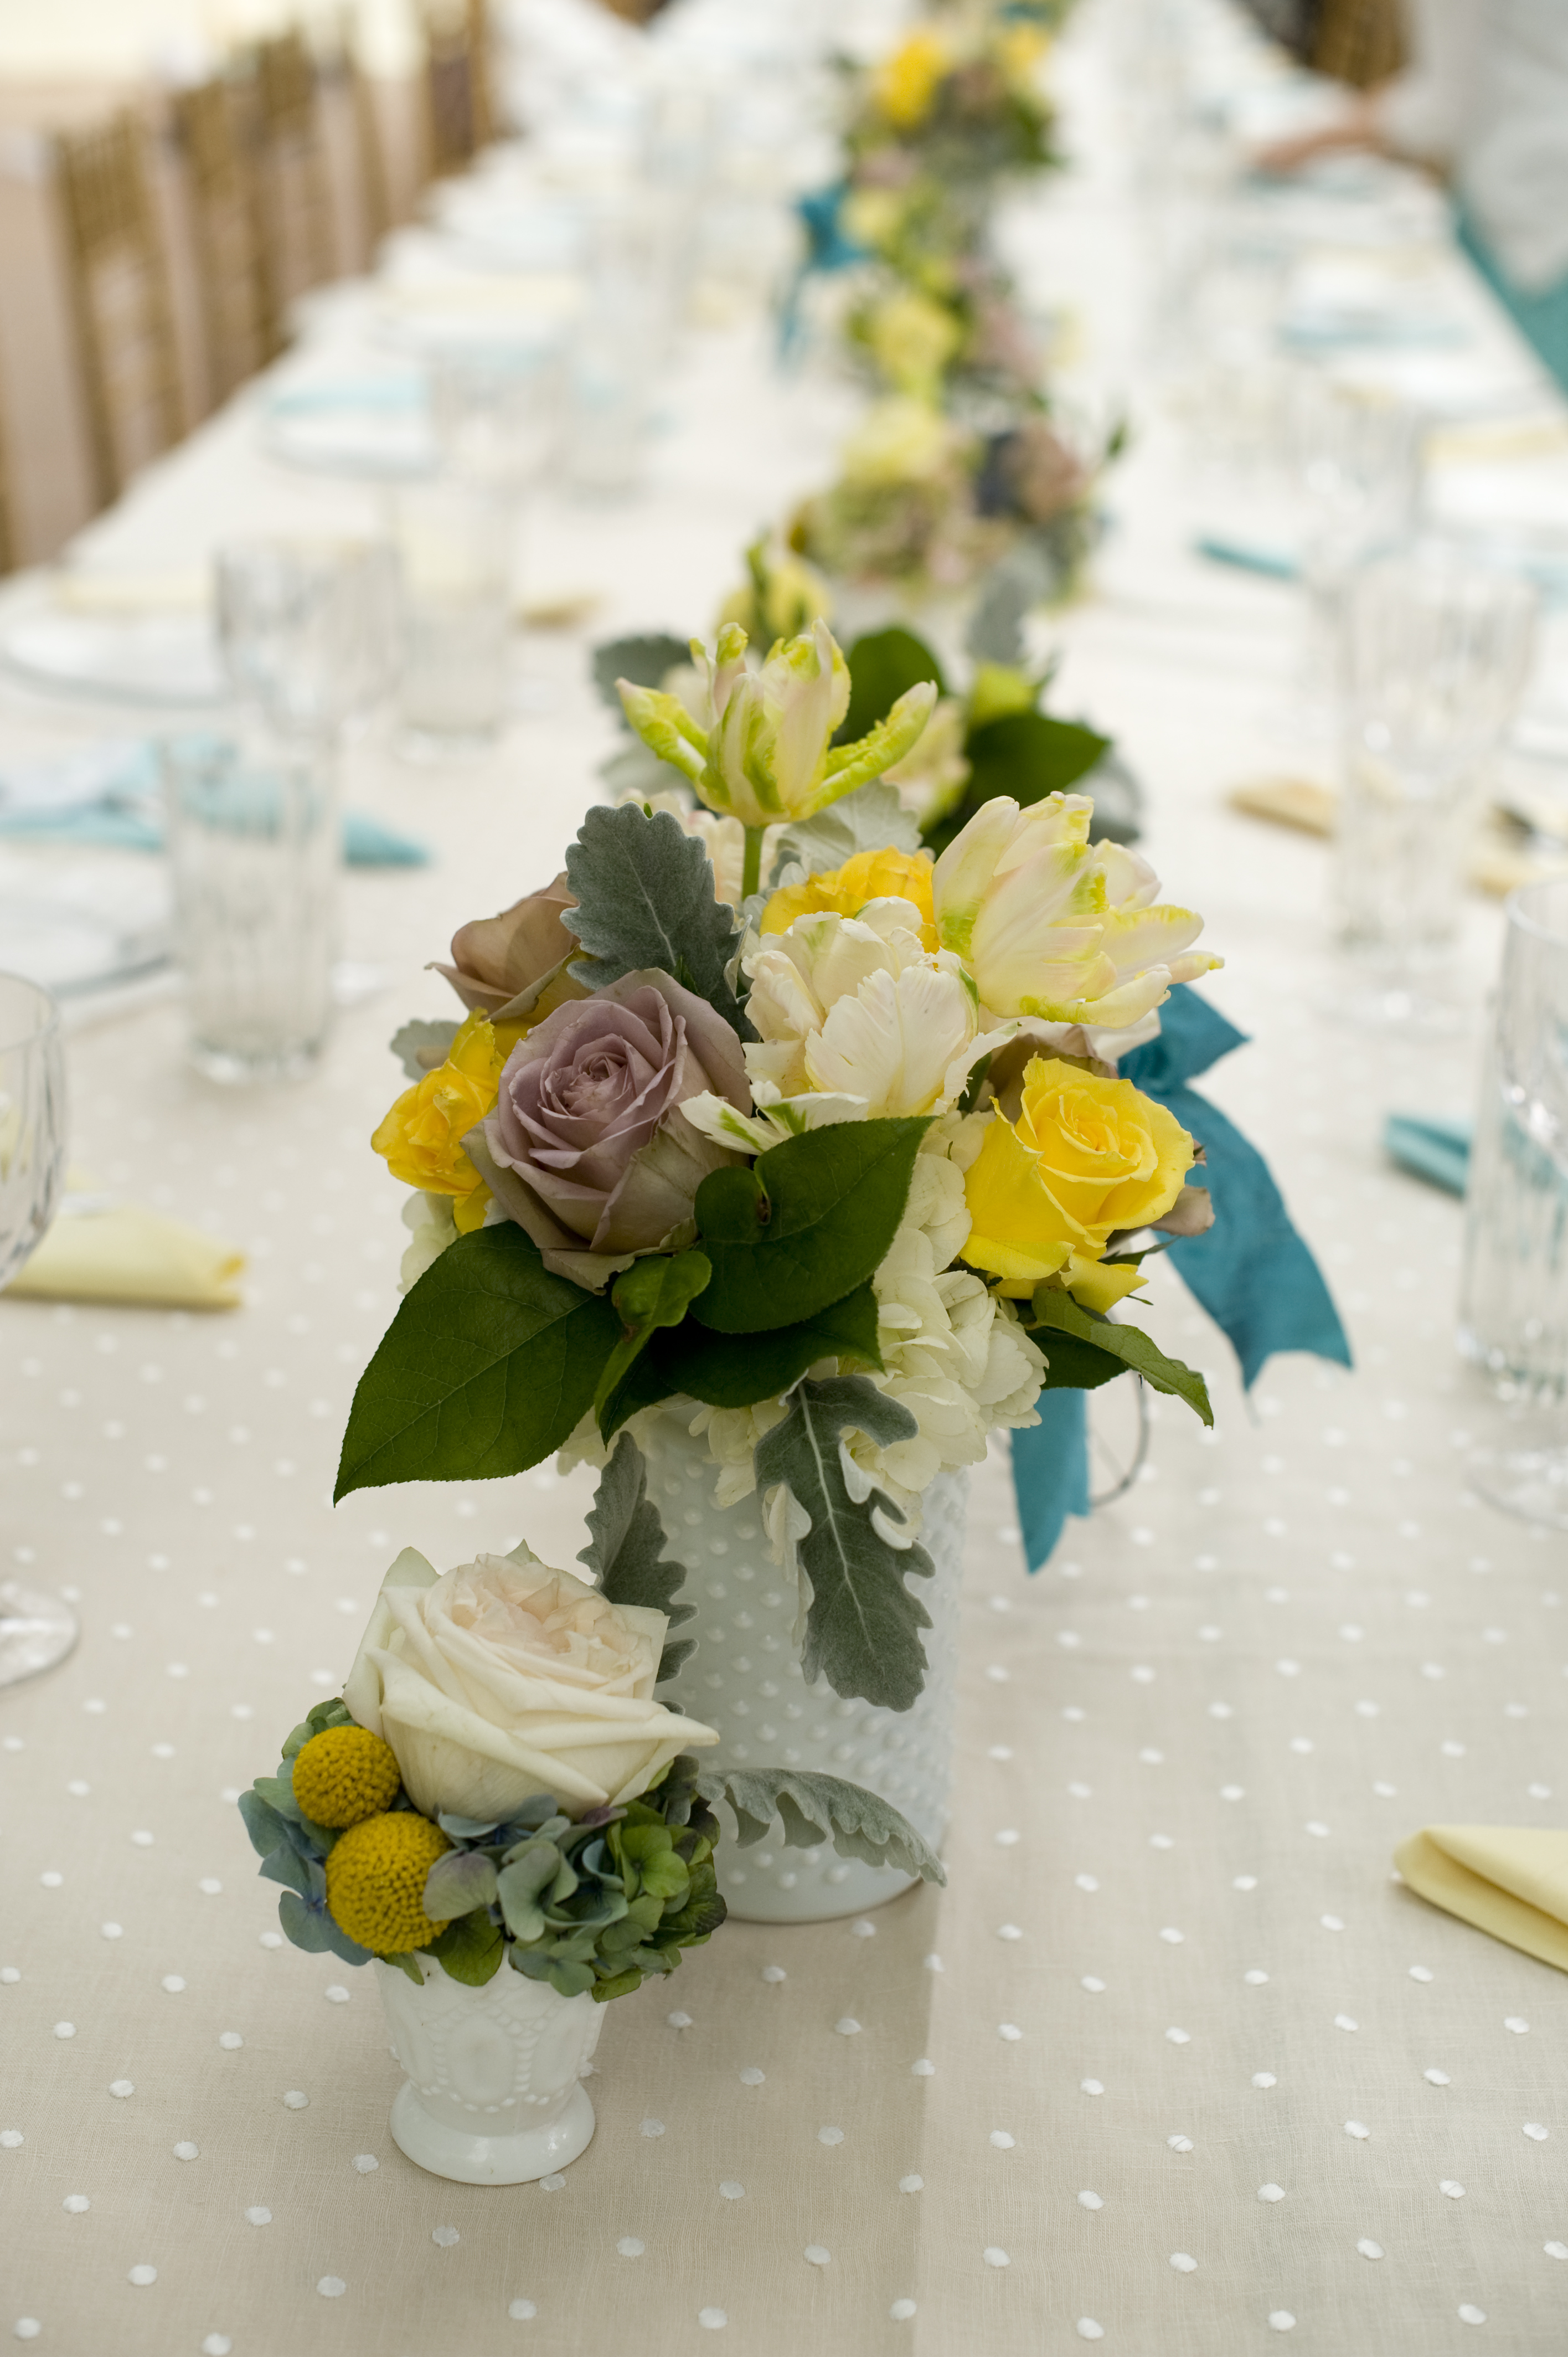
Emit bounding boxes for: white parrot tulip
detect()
[931,793,1221,1026]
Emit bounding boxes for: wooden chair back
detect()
[1313,0,1404,88]
[174,74,277,399]
[53,111,184,511]
[0,385,16,577]
[251,29,335,330]
[420,0,496,181]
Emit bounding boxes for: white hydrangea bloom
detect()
[840,1127,1046,1529]
[399,1191,458,1291]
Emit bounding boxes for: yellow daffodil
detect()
[372,1011,508,1229]
[761,846,937,950]
[962,1055,1194,1306]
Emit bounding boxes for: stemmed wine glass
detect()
[0,971,76,1686]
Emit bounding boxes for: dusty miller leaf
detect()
[389,1018,459,1082]
[695,1766,945,1883]
[752,1375,934,1711]
[563,802,751,1036]
[767,779,920,886]
[591,632,692,719]
[578,1434,695,1683]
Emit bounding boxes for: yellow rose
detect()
[372,1012,507,1231]
[962,1056,1194,1309]
[761,847,937,950]
[875,29,949,128]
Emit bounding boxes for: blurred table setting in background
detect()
[3,0,1568,2350]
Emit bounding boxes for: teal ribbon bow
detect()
[1009,986,1353,1568]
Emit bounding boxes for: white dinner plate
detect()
[0,594,224,712]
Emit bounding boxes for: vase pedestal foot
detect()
[722,1851,919,1924]
[389,2080,596,2185]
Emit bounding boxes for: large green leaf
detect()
[837,626,946,744]
[594,1250,711,1434]
[692,1119,929,1334]
[1028,1288,1214,1425]
[1035,1330,1127,1392]
[334,1224,621,1499]
[923,708,1112,856]
[752,1375,934,1710]
[695,1766,945,1884]
[577,1433,695,1682]
[563,802,750,1036]
[647,1282,882,1408]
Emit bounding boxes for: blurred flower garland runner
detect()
[783,5,1115,624]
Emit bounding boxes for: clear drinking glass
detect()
[1296,375,1423,699]
[1459,877,1568,1527]
[1333,548,1538,1022]
[215,538,398,739]
[162,729,338,1083]
[426,342,564,495]
[0,971,78,1686]
[389,479,515,754]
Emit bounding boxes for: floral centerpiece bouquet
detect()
[336,611,1223,1743]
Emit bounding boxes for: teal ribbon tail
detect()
[1008,985,1352,1567]
[1120,986,1352,1390]
[778,182,867,362]
[1010,1392,1090,1572]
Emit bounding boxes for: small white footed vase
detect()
[376,1952,605,2184]
[643,1406,965,1926]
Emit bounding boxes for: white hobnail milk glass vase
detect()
[640,1403,966,1924]
[375,1953,605,2185]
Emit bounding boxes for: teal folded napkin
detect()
[1384,1113,1472,1196]
[1195,533,1299,581]
[0,741,430,868]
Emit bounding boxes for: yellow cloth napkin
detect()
[1394,1825,1568,1974]
[7,1203,245,1311]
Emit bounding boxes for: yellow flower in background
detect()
[761,847,937,949]
[840,396,961,490]
[865,290,962,401]
[875,29,950,128]
[999,23,1049,84]
[841,184,907,258]
[372,1011,506,1229]
[962,1056,1194,1307]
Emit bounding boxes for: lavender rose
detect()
[468,969,752,1287]
[432,872,585,1024]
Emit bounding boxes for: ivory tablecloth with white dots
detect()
[6,12,1568,2349]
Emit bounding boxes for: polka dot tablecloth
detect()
[4,8,1568,2347]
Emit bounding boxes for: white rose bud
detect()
[343,1547,718,1823]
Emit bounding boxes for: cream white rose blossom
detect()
[343,1546,718,1823]
[726,900,1014,1122]
[932,792,1222,1027]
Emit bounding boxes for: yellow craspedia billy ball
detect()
[292,1724,403,1828]
[325,1812,452,1956]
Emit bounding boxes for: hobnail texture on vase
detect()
[644,1404,964,1924]
[376,1954,604,2184]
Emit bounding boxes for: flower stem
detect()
[741,825,764,902]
